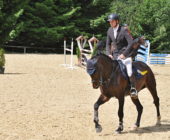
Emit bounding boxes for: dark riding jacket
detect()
[106,25,134,59]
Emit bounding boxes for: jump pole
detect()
[76,35,99,67]
[66,38,75,69]
[63,39,67,66]
[146,40,150,65]
[61,38,76,69]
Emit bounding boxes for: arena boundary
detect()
[135,40,170,65]
[149,53,170,64]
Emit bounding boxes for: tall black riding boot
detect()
[129,75,138,98]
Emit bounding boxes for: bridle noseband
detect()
[91,67,114,87]
[91,76,111,87]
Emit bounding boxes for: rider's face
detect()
[109,20,119,28]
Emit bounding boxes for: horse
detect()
[84,37,161,133]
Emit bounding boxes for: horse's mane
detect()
[90,53,119,73]
[130,37,143,50]
[133,38,139,43]
[133,36,144,44]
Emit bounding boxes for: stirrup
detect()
[130,88,138,98]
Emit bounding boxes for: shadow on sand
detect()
[101,120,170,136]
[2,73,26,75]
[129,120,170,134]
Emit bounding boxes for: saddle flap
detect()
[117,60,145,79]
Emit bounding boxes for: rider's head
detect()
[107,13,119,28]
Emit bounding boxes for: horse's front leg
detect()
[115,97,125,134]
[94,94,110,133]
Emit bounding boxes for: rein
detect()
[91,62,115,87]
[91,73,110,86]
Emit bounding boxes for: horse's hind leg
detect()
[94,94,110,133]
[131,98,143,129]
[146,83,161,125]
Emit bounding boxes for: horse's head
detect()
[86,54,113,89]
[86,56,100,89]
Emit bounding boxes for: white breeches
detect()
[119,57,132,77]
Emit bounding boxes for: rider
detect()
[106,13,138,98]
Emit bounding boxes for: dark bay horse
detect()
[84,37,161,133]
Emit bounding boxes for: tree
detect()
[131,0,170,52]
[14,0,81,47]
[92,0,170,53]
[0,0,30,47]
[14,0,111,48]
[2,0,169,53]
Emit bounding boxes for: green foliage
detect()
[0,0,169,53]
[0,0,30,46]
[93,0,170,53]
[131,0,170,52]
[14,0,82,47]
[91,42,97,57]
[0,48,5,67]
[76,47,81,59]
[14,0,112,47]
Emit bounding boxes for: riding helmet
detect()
[107,13,119,21]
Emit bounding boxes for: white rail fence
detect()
[61,39,76,69]
[149,53,170,64]
[135,40,170,65]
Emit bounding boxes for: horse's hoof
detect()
[96,125,102,133]
[115,126,123,134]
[115,130,122,134]
[131,124,139,131]
[156,122,161,126]
[156,116,161,126]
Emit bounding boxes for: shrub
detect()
[76,47,81,59]
[0,48,5,67]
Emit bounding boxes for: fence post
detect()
[24,47,26,54]
[146,40,150,65]
[61,38,76,69]
[64,39,66,66]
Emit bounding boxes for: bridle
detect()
[91,65,115,87]
[91,75,110,87]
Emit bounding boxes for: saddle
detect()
[117,60,147,80]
